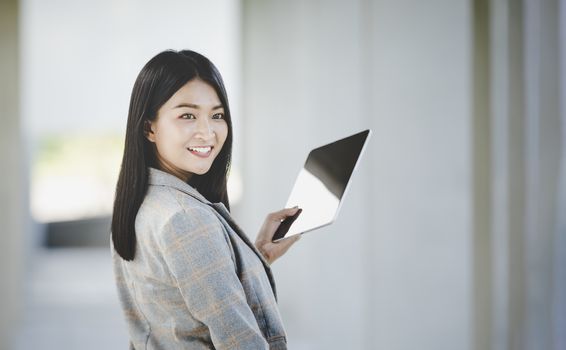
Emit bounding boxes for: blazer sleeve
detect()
[157,207,269,350]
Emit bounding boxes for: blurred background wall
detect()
[244,0,467,347]
[0,0,565,349]
[240,1,472,349]
[5,0,243,349]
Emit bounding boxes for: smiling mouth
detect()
[188,146,213,153]
[187,146,213,157]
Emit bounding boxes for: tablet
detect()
[272,129,372,242]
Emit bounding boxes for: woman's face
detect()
[146,78,229,182]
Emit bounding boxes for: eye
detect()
[212,113,225,120]
[180,113,196,120]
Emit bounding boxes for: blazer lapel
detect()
[148,168,278,300]
[209,202,278,300]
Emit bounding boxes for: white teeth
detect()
[189,147,211,153]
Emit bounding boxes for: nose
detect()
[195,117,215,139]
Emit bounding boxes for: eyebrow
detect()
[173,103,224,110]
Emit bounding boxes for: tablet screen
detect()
[272,129,371,242]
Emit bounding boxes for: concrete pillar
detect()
[368,1,472,349]
[554,3,566,349]
[242,0,473,349]
[488,0,527,349]
[472,1,493,349]
[0,0,24,348]
[241,1,369,348]
[523,0,562,348]
[480,0,565,348]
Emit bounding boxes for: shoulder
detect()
[138,184,225,243]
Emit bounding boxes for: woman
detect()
[111,49,301,349]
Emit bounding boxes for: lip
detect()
[188,145,214,148]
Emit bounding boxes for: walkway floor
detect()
[14,248,129,350]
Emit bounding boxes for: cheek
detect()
[155,123,185,142]
[153,138,171,159]
[153,127,183,154]
[217,123,229,143]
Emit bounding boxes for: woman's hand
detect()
[255,206,302,265]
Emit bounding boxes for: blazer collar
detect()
[148,167,211,205]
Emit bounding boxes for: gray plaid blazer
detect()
[112,167,287,349]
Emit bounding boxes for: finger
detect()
[260,234,301,264]
[266,209,300,237]
[270,206,300,221]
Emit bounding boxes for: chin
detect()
[192,168,211,175]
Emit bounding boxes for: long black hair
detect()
[111,49,233,261]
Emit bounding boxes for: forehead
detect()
[164,78,222,108]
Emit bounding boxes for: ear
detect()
[144,120,156,142]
